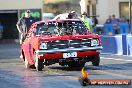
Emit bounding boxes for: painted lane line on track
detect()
[101,57,115,60]
[101,57,132,62]
[97,70,132,79]
[114,59,124,61]
[125,60,132,62]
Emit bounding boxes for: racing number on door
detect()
[63,52,77,58]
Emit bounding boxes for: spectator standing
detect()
[103,19,114,35]
[0,22,3,39]
[105,19,112,24]
[119,17,130,34]
[111,14,119,34]
[106,15,112,23]
[16,10,36,44]
[80,12,93,32]
[91,16,98,27]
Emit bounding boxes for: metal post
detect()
[129,0,132,34]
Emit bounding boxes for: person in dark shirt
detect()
[16,9,36,44]
[111,14,119,34]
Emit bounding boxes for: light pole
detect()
[129,0,132,34]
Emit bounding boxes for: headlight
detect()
[40,42,47,49]
[91,39,99,46]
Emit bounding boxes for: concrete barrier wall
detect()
[101,34,132,55]
[101,35,123,55]
[126,35,132,56]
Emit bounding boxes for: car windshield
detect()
[36,21,88,36]
[36,22,56,35]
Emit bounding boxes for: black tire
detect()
[23,52,35,69]
[92,55,100,66]
[34,53,44,71]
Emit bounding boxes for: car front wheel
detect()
[34,53,44,71]
[92,55,100,66]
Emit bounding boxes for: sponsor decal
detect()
[79,67,131,86]
[20,9,42,21]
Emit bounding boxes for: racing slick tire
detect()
[92,55,100,66]
[34,53,44,71]
[23,54,35,69]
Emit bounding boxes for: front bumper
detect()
[36,46,103,55]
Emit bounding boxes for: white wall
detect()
[96,0,109,24]
[97,0,129,24]
[80,0,88,14]
[0,0,42,10]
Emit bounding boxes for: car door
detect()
[22,27,35,65]
[28,27,37,63]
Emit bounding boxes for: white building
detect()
[0,0,42,39]
[80,0,130,24]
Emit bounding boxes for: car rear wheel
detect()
[34,53,44,71]
[92,55,100,66]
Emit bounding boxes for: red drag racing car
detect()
[20,19,103,71]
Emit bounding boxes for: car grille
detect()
[47,39,92,49]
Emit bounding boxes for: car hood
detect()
[37,34,100,42]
